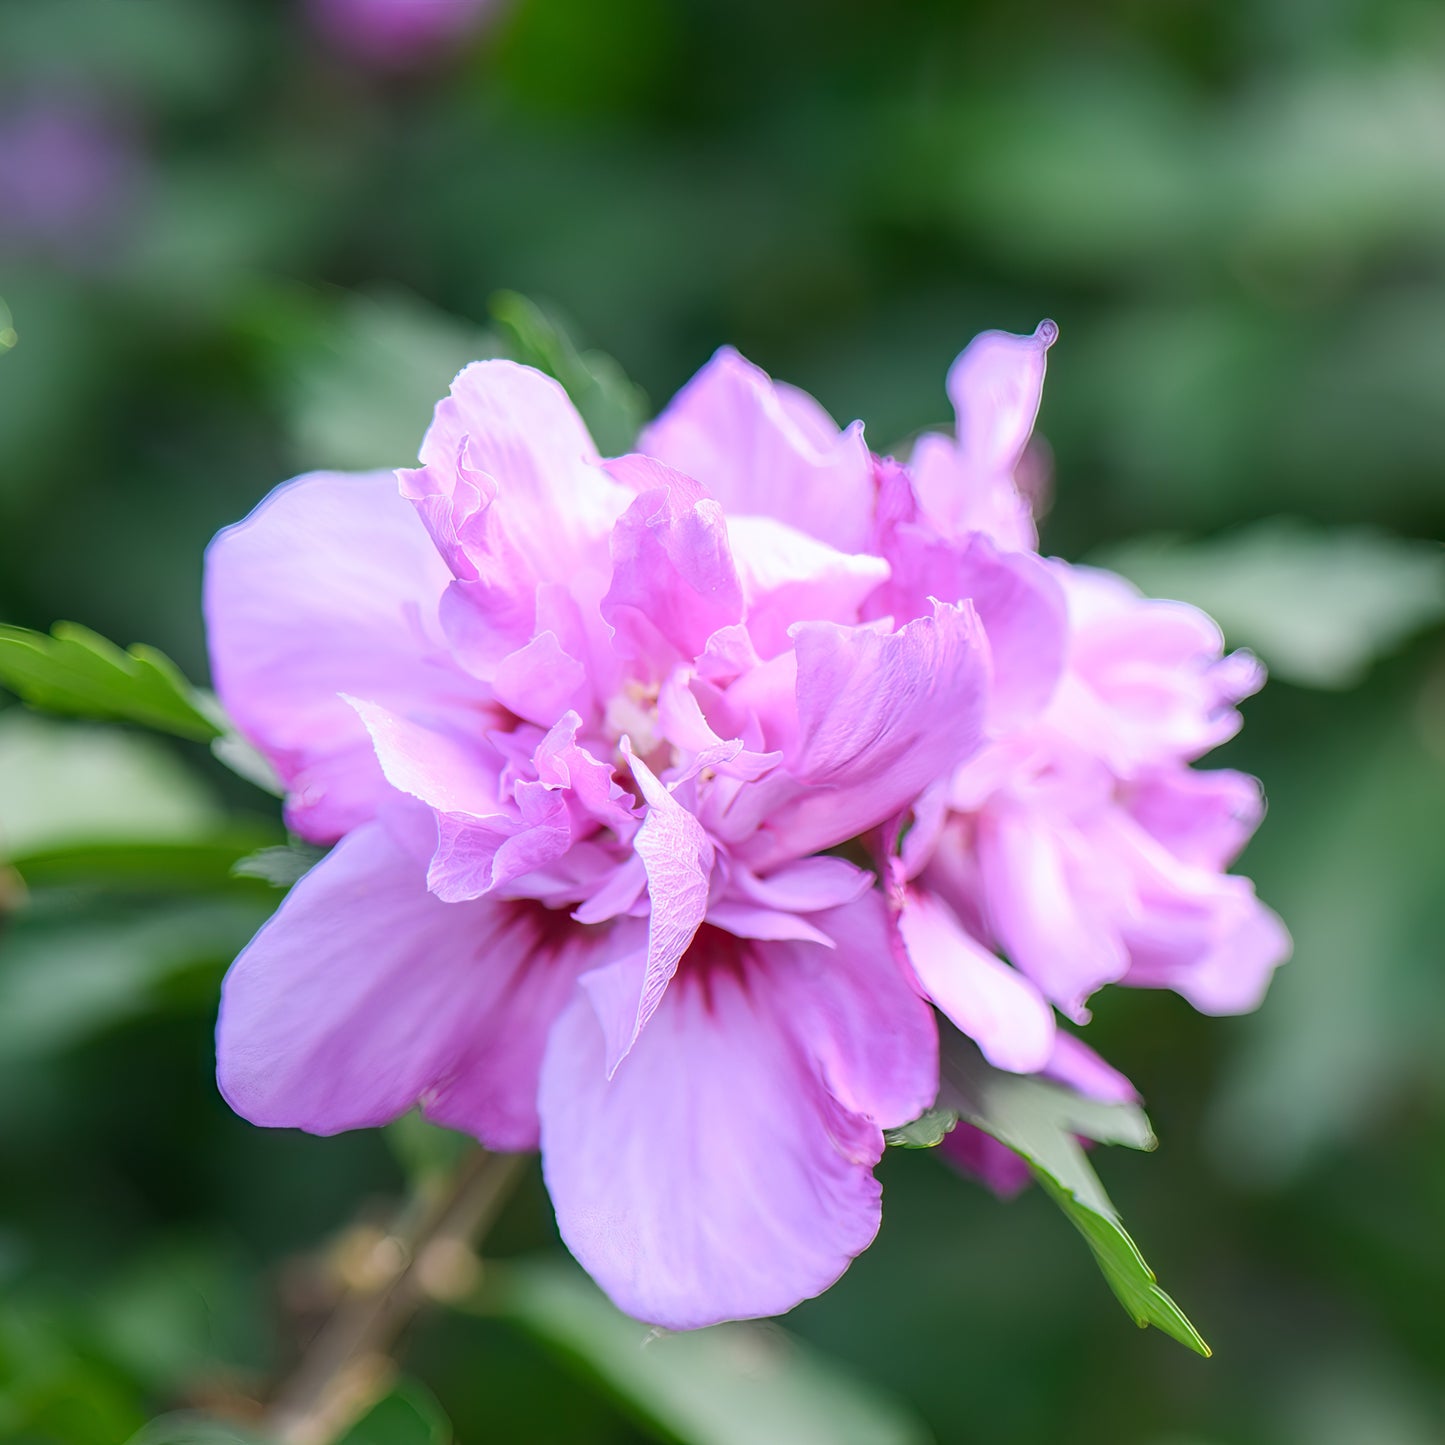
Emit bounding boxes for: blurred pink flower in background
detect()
[205,321,1289,1326]
[308,0,506,68]
[0,94,142,264]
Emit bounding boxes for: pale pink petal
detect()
[909,322,1057,551]
[1045,1031,1139,1105]
[726,514,890,659]
[539,903,936,1328]
[1126,766,1265,870]
[492,632,589,728]
[640,347,876,553]
[414,360,625,573]
[429,789,573,902]
[701,901,835,946]
[217,822,601,1149]
[948,321,1057,477]
[898,890,1055,1073]
[976,805,1129,1020]
[742,602,990,865]
[204,470,484,843]
[868,529,1067,730]
[1051,561,1265,768]
[346,696,499,816]
[601,462,745,669]
[730,856,874,913]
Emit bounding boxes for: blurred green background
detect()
[2,0,1444,1441]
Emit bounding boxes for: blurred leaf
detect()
[0,897,272,1058]
[0,622,222,741]
[480,1257,931,1445]
[491,291,648,455]
[941,1042,1210,1357]
[231,843,326,890]
[94,1239,266,1393]
[13,838,279,894]
[0,295,15,353]
[1098,520,1445,688]
[0,1301,147,1444]
[0,713,220,861]
[336,1379,452,1445]
[126,1416,268,1445]
[1209,695,1445,1182]
[210,731,284,798]
[274,287,499,471]
[0,0,247,106]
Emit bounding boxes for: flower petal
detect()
[640,346,876,553]
[743,601,991,865]
[216,821,602,1149]
[601,463,745,668]
[539,900,936,1329]
[898,889,1055,1073]
[204,470,482,843]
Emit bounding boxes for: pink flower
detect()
[875,326,1290,1166]
[208,359,999,1327]
[206,326,1287,1324]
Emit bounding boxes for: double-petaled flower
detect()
[206,325,1287,1327]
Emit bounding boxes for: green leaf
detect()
[1096,519,1445,689]
[335,1379,452,1445]
[490,291,648,456]
[230,842,326,889]
[125,1416,267,1445]
[270,286,501,472]
[884,1104,958,1149]
[478,1258,931,1445]
[0,713,221,862]
[0,898,274,1058]
[941,1040,1211,1357]
[0,622,222,741]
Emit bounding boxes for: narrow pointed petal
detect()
[600,746,715,1071]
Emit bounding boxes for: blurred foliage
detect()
[2,0,1444,1441]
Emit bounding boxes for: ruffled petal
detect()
[601,462,745,669]
[741,601,991,865]
[640,347,876,554]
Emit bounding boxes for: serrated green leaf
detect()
[0,622,221,741]
[942,1039,1210,1356]
[490,290,648,456]
[335,1379,451,1445]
